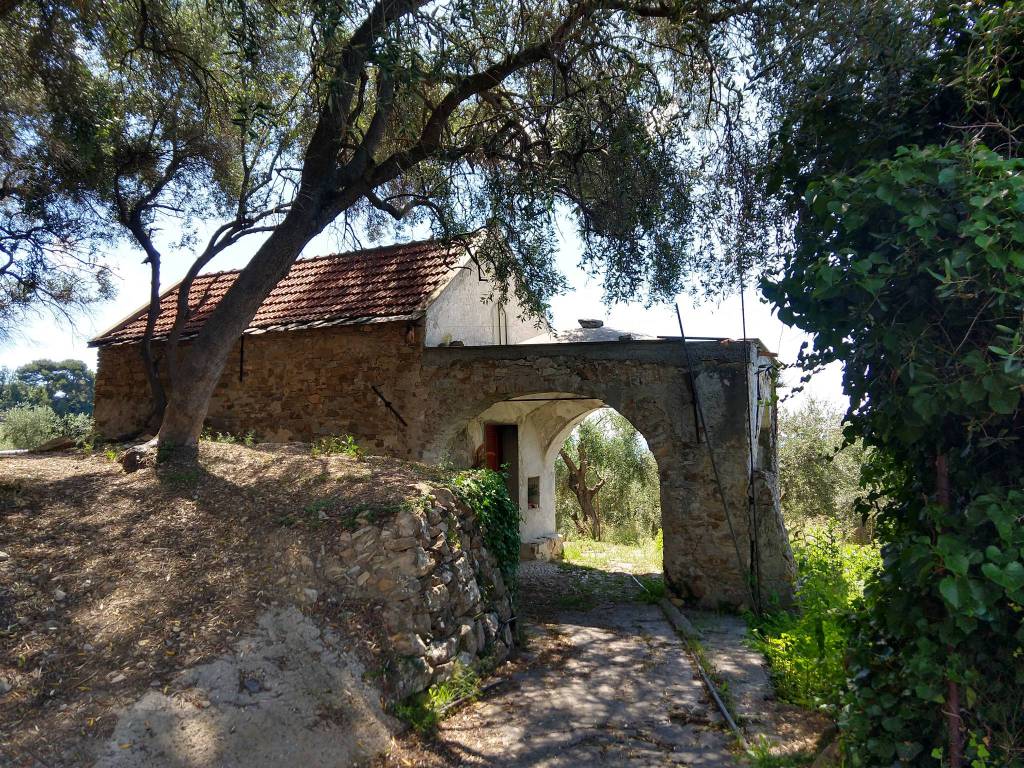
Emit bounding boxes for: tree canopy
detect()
[2,0,806,445]
[0,359,95,415]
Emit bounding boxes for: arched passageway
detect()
[417,340,795,609]
[444,394,645,556]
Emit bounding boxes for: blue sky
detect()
[0,218,845,409]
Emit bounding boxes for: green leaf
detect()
[939,576,960,609]
[988,386,1021,415]
[983,561,1024,592]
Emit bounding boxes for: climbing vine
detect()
[451,469,522,597]
[765,143,1024,764]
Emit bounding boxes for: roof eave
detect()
[90,311,427,348]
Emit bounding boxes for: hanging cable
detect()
[675,303,760,614]
[739,275,764,614]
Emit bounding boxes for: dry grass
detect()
[561,538,663,575]
[0,442,435,766]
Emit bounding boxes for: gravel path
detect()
[385,562,739,767]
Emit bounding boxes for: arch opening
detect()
[443,392,663,566]
[553,408,662,553]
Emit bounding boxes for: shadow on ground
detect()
[382,561,739,767]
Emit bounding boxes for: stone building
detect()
[91,236,795,608]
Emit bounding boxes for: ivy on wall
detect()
[765,143,1024,765]
[451,469,522,597]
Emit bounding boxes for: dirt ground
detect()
[0,444,430,767]
[2,446,827,767]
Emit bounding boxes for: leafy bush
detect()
[59,412,95,444]
[750,523,879,713]
[1,404,59,448]
[766,142,1024,763]
[311,433,362,458]
[451,468,521,595]
[0,405,96,449]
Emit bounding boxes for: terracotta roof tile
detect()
[91,237,469,346]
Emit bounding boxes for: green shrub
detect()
[749,523,880,713]
[1,404,59,448]
[0,405,96,450]
[767,142,1024,762]
[394,662,482,734]
[311,433,362,458]
[451,468,521,596]
[59,412,95,444]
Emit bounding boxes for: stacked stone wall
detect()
[93,330,794,609]
[94,323,427,456]
[278,486,515,701]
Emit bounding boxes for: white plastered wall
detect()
[423,264,547,347]
[464,395,602,543]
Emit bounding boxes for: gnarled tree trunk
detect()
[157,209,323,450]
[560,443,605,540]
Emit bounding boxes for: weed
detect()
[104,447,119,462]
[305,498,332,515]
[684,636,737,719]
[345,500,405,526]
[201,428,256,446]
[311,434,363,459]
[634,574,667,604]
[747,522,880,713]
[447,511,462,550]
[393,662,482,734]
[745,736,815,767]
[77,432,100,455]
[277,498,332,529]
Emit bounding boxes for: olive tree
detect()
[3,0,792,450]
[556,409,659,542]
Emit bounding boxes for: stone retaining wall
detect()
[279,485,514,701]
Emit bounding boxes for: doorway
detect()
[484,423,519,506]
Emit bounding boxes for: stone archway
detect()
[415,340,795,609]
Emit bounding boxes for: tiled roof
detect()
[91,237,470,346]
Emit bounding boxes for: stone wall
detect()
[94,323,428,454]
[93,328,794,609]
[280,486,515,701]
[415,342,795,608]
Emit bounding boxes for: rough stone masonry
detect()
[94,322,795,609]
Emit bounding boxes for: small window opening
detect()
[527,476,540,509]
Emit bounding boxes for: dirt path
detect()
[385,562,741,767]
